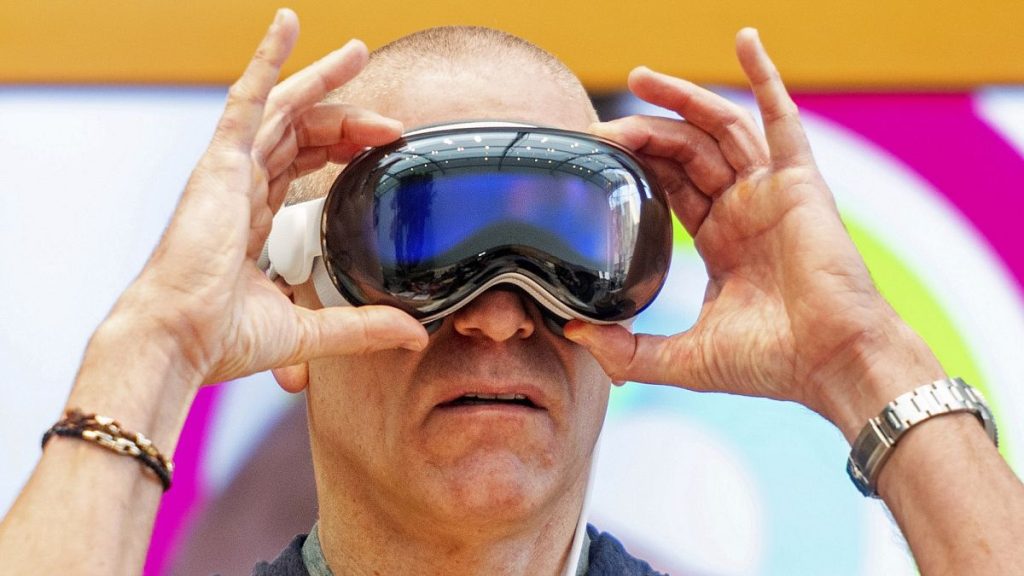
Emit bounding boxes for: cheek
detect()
[563,344,612,432]
[554,346,611,483]
[582,367,612,432]
[305,351,416,462]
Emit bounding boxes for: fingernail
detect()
[273,9,284,25]
[339,38,367,55]
[563,324,591,346]
[400,338,426,352]
[612,379,627,387]
[588,121,613,137]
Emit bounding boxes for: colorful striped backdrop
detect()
[1,3,1021,575]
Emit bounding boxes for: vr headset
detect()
[262,121,672,330]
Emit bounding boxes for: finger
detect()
[264,124,300,178]
[265,148,324,213]
[564,321,707,389]
[627,66,769,172]
[291,142,359,174]
[294,103,404,149]
[267,174,296,214]
[642,156,711,237]
[213,9,299,152]
[591,115,734,198]
[291,305,429,364]
[253,39,374,161]
[263,104,401,178]
[264,142,365,211]
[323,141,372,164]
[735,28,812,166]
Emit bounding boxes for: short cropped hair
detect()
[286,26,595,205]
[335,26,592,112]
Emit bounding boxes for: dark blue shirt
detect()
[251,525,665,576]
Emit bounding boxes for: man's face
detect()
[295,64,609,533]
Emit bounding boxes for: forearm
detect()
[880,412,1024,574]
[0,13,401,573]
[821,318,1024,575]
[0,305,203,575]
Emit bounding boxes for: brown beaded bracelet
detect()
[42,409,173,491]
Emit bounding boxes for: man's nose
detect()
[451,287,536,341]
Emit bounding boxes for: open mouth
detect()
[439,393,539,409]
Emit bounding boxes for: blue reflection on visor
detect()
[374,170,612,269]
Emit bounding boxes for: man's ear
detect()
[272,363,309,393]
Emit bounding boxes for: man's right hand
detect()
[0,12,429,574]
[104,9,427,389]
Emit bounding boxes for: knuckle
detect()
[765,103,801,124]
[753,68,783,89]
[216,146,251,167]
[715,110,744,138]
[352,309,374,348]
[215,114,244,137]
[299,314,328,358]
[606,365,628,381]
[312,70,333,97]
[659,169,692,196]
[338,115,352,141]
[672,89,695,111]
[294,120,311,147]
[227,81,267,107]
[689,131,716,158]
[252,45,275,66]
[720,109,741,128]
[270,99,295,121]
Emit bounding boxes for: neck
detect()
[314,463,590,576]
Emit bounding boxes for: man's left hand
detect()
[565,29,945,438]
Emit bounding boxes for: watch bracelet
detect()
[846,377,998,498]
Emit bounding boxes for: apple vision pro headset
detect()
[260,121,673,330]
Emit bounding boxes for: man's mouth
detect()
[438,392,540,409]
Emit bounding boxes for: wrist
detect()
[67,305,205,453]
[812,314,947,444]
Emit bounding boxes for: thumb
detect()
[564,320,701,389]
[292,305,429,362]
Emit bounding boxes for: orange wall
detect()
[3,0,1023,89]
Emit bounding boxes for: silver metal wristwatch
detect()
[847,377,998,498]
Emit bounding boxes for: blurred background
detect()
[2,1,1022,574]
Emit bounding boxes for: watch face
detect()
[846,459,874,498]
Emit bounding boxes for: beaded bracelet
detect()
[42,409,174,491]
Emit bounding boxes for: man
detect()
[1,8,1022,575]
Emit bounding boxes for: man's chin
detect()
[418,449,564,526]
